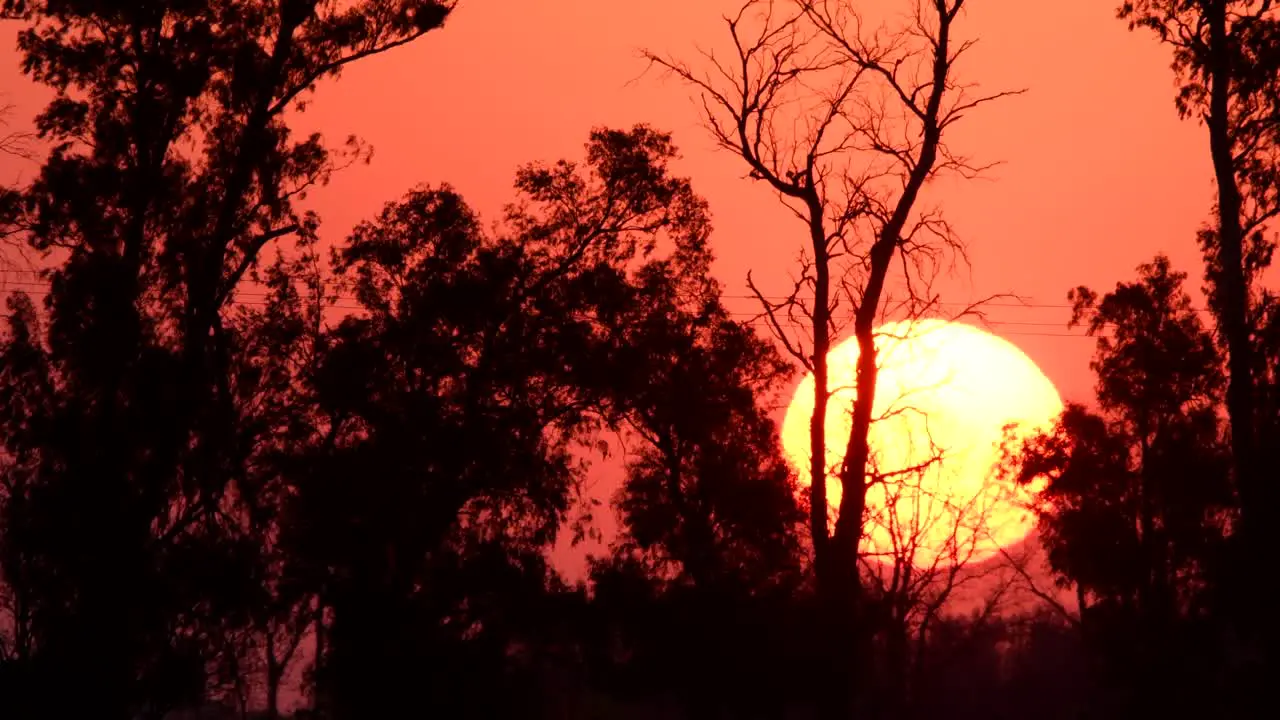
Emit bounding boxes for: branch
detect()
[748,269,815,370]
[997,545,1080,628]
[216,223,301,309]
[267,2,456,117]
[940,88,1027,129]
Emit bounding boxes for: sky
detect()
[0,1,1224,577]
[264,0,1211,409]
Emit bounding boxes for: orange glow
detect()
[781,319,1063,566]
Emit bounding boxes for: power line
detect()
[720,294,1220,314]
[721,293,1079,310]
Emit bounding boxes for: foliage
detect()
[271,125,809,716]
[1009,256,1234,715]
[1117,10,1280,689]
[584,199,809,717]
[0,1,452,717]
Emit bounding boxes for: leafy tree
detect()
[1117,3,1280,667]
[216,247,330,717]
[1009,256,1233,716]
[278,125,727,717]
[587,225,808,719]
[604,257,803,592]
[0,2,452,716]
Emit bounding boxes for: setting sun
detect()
[781,319,1063,566]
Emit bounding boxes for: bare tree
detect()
[645,0,1017,713]
[858,428,1025,718]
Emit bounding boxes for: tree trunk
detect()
[883,609,910,720]
[1205,0,1273,692]
[800,187,854,720]
[1206,1,1260,559]
[808,194,833,568]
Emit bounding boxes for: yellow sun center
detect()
[780,319,1063,566]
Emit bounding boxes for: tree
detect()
[603,251,803,593]
[1117,1,1280,671]
[589,230,808,718]
[220,247,330,718]
[0,2,453,716]
[857,458,1023,720]
[645,1,1017,714]
[278,125,724,717]
[1008,256,1234,715]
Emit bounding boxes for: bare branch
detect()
[748,269,815,371]
[997,544,1081,628]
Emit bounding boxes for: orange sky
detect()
[0,0,1217,407]
[0,2,1222,577]
[276,0,1212,409]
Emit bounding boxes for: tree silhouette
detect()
[603,256,802,592]
[0,2,452,716]
[1008,256,1234,716]
[644,1,1019,714]
[1118,1,1280,681]
[270,125,758,718]
[858,456,1024,720]
[216,246,330,718]
[587,223,808,719]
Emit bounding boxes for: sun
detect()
[780,319,1063,567]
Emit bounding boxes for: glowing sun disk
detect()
[780,319,1063,566]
